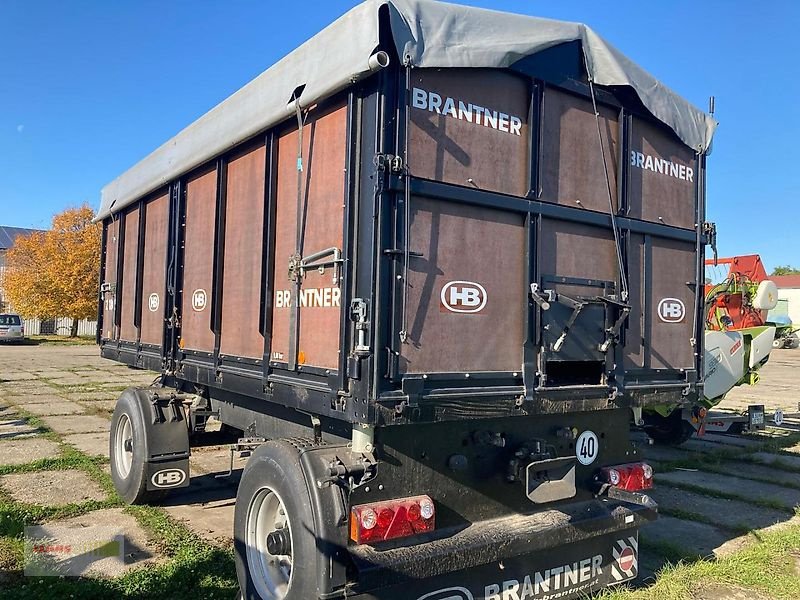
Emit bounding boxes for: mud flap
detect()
[132,388,191,491]
[349,531,640,600]
[145,458,190,491]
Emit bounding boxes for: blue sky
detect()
[1,0,798,272]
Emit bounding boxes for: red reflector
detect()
[350,495,435,545]
[601,462,653,491]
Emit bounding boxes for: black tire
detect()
[109,388,167,505]
[644,410,695,446]
[234,441,320,600]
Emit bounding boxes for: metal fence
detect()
[22,317,97,337]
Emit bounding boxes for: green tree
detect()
[772,265,800,276]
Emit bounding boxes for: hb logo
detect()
[151,468,187,488]
[440,281,488,314]
[657,298,685,323]
[191,289,207,312]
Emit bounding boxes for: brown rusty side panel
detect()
[181,167,217,352]
[119,207,140,342]
[623,233,645,369]
[647,237,696,369]
[407,69,529,197]
[102,218,119,340]
[219,144,266,359]
[540,89,619,213]
[629,118,697,229]
[271,103,347,369]
[399,197,526,374]
[140,192,169,347]
[538,218,617,288]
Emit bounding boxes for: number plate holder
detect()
[526,456,576,504]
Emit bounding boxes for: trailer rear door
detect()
[397,67,701,388]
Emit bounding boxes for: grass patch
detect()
[601,519,800,600]
[23,335,96,346]
[0,405,239,598]
[1,499,239,599]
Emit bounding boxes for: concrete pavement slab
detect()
[712,460,800,488]
[1,470,106,506]
[63,432,109,458]
[0,418,39,440]
[5,394,68,406]
[657,470,800,510]
[749,451,800,470]
[0,438,61,466]
[641,516,731,559]
[23,401,88,416]
[41,415,110,436]
[650,485,787,531]
[33,508,161,577]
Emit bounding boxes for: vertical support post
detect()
[211,157,228,378]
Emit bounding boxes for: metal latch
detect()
[703,222,718,265]
[288,247,344,285]
[350,298,370,354]
[375,153,404,174]
[529,283,555,311]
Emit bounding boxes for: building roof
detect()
[773,275,800,289]
[0,226,44,251]
[97,0,717,221]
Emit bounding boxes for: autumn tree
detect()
[2,205,101,337]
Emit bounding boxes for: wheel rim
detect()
[245,486,293,599]
[114,413,134,479]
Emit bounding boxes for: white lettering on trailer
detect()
[483,554,603,600]
[630,151,693,182]
[412,87,523,136]
[274,288,341,309]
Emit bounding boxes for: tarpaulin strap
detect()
[399,65,412,344]
[288,97,308,371]
[584,52,629,302]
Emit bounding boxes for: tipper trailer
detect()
[96,1,717,598]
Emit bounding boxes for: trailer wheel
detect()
[109,389,166,505]
[644,410,695,446]
[234,441,319,600]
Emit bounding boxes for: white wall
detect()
[22,317,98,337]
[778,288,800,325]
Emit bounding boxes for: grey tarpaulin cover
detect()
[97,0,717,220]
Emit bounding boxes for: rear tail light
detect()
[350,495,435,544]
[600,462,653,491]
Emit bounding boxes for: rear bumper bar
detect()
[344,491,656,597]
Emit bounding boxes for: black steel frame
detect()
[99,56,708,430]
